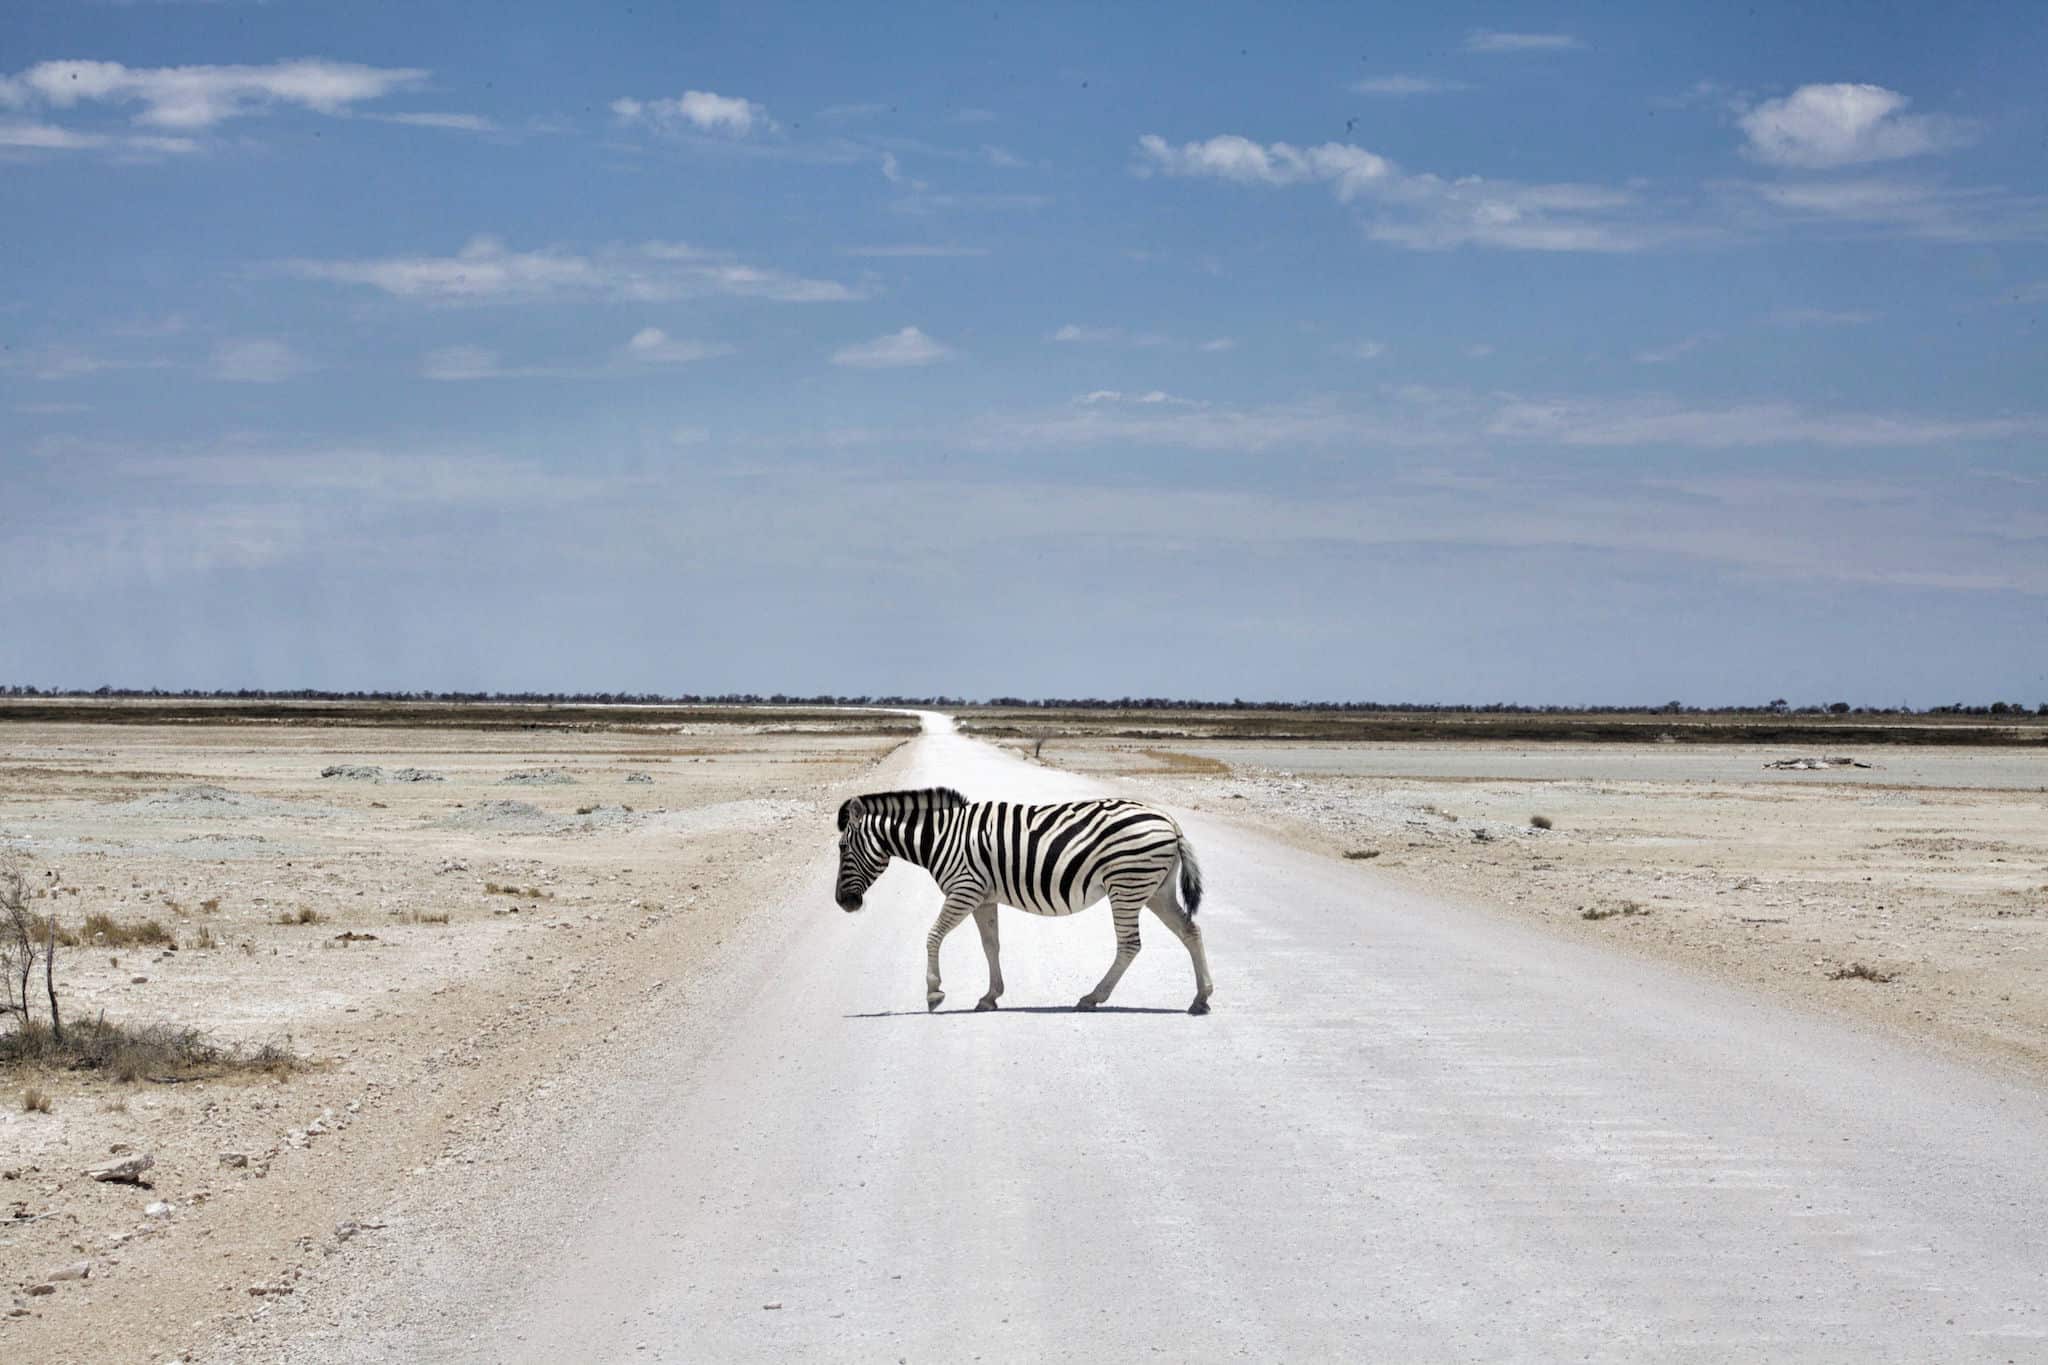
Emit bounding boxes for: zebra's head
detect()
[834,796,887,912]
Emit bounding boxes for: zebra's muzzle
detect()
[838,894,864,913]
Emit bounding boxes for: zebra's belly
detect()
[992,870,1104,918]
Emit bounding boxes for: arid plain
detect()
[2,702,2045,1361]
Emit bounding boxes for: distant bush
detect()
[1530,814,1554,830]
[81,912,174,947]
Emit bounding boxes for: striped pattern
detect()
[836,787,1214,1014]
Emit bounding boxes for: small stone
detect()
[219,1153,249,1169]
[27,1283,55,1296]
[46,1261,90,1282]
[86,1153,155,1185]
[144,1201,172,1218]
[130,974,150,985]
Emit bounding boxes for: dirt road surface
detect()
[213,712,2047,1363]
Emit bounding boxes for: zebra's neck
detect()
[878,808,953,874]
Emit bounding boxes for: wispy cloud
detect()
[365,111,500,134]
[835,244,989,258]
[611,89,773,137]
[1738,84,1975,169]
[1050,323,1170,347]
[1344,341,1388,360]
[1462,31,1584,54]
[278,235,862,303]
[1632,334,1711,365]
[0,118,197,156]
[1744,177,2048,243]
[1351,75,1469,97]
[420,329,732,380]
[207,338,312,383]
[0,58,425,129]
[831,326,950,368]
[1137,133,1672,252]
[1769,307,1877,327]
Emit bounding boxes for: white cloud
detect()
[422,330,732,380]
[1466,343,1495,358]
[1345,341,1388,360]
[1486,396,2048,448]
[1632,334,1710,365]
[1136,133,1393,198]
[612,89,772,137]
[982,144,1027,168]
[1351,75,1469,96]
[1462,31,1583,53]
[1199,338,1236,353]
[1738,84,1975,169]
[1138,132,1664,252]
[1049,323,1169,347]
[208,338,311,383]
[0,118,198,156]
[3,344,172,381]
[280,235,860,304]
[1746,178,2048,242]
[623,327,730,365]
[831,326,949,368]
[0,58,425,129]
[367,112,499,133]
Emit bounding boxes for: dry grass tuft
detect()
[1828,962,1897,983]
[276,906,322,926]
[187,924,218,950]
[1343,849,1382,861]
[1582,901,1649,921]
[0,1017,296,1083]
[21,1085,51,1113]
[81,911,174,947]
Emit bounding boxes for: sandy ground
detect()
[0,717,907,1362]
[188,714,2048,1363]
[1021,738,2048,1080]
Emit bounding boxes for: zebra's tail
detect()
[1176,835,1204,918]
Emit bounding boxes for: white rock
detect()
[46,1261,91,1282]
[144,1201,172,1218]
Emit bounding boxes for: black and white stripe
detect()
[835,787,1214,1014]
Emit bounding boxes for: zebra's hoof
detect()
[1188,998,1211,1016]
[974,997,999,1012]
[1074,996,1099,1012]
[927,992,943,1012]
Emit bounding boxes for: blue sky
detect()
[2,2,2044,704]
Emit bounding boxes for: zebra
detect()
[834,786,1214,1015]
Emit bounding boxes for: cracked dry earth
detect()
[0,716,908,1364]
[1030,738,2048,1081]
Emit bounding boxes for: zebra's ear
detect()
[838,797,866,832]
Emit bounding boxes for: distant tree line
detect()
[2,685,2044,717]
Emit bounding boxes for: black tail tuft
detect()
[1177,836,1204,918]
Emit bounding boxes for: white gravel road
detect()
[302,713,2048,1363]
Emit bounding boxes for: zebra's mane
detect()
[838,786,967,831]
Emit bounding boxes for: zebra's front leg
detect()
[971,899,1003,1010]
[925,894,975,1012]
[1077,898,1142,1010]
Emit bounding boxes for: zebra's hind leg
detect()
[1076,896,1143,1010]
[971,899,1003,1011]
[1147,879,1214,1015]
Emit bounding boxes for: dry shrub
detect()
[20,1085,51,1113]
[199,897,221,913]
[1829,962,1897,983]
[188,925,218,950]
[1531,814,1554,830]
[277,907,322,926]
[81,912,174,947]
[1,1016,296,1082]
[1343,849,1381,861]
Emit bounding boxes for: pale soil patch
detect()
[0,717,901,1362]
[1025,739,2048,1081]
